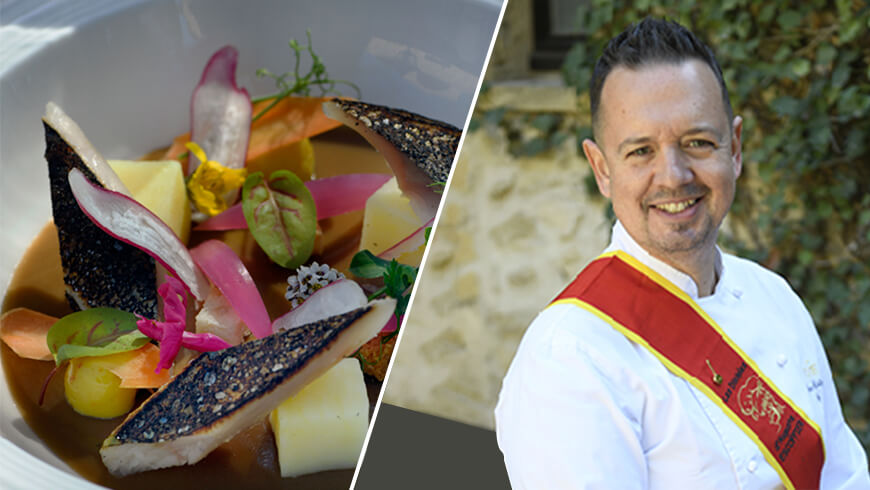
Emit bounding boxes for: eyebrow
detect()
[616,125,725,154]
[616,136,652,155]
[683,125,724,140]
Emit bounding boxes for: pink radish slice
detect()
[195,203,246,231]
[306,173,391,219]
[190,240,272,339]
[272,279,368,333]
[68,168,210,302]
[196,173,393,230]
[381,314,398,333]
[190,45,252,175]
[378,217,435,260]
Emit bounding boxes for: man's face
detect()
[583,60,742,263]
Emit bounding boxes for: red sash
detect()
[550,251,824,490]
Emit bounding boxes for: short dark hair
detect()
[590,17,733,135]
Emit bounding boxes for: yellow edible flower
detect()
[185,142,247,216]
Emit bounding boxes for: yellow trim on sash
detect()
[549,249,827,489]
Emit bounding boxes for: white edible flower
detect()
[285,262,346,308]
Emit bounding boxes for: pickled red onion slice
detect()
[190,240,272,339]
[305,173,391,219]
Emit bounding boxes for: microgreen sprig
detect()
[251,31,361,122]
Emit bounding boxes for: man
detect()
[495,18,869,489]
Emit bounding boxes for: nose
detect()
[656,146,694,187]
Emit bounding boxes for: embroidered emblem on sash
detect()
[738,375,786,430]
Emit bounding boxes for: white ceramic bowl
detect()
[0,0,502,487]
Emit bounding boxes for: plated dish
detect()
[0,0,501,488]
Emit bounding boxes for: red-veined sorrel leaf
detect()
[242,170,316,269]
[46,308,149,365]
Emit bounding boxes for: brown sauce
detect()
[1,127,388,489]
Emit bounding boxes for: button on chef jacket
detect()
[495,221,870,489]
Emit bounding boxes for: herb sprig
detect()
[252,31,361,122]
[349,250,417,322]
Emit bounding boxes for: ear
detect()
[582,138,612,198]
[730,115,743,179]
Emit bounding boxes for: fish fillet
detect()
[100,298,395,476]
[43,103,158,318]
[322,99,460,223]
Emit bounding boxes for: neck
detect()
[657,246,719,297]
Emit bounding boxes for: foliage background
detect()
[477,0,870,452]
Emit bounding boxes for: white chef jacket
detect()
[495,221,870,489]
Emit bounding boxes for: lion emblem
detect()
[737,375,785,430]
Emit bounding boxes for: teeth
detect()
[656,198,696,214]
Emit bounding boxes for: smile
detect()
[653,198,698,214]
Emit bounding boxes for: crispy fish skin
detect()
[43,121,158,318]
[325,99,460,184]
[100,299,395,476]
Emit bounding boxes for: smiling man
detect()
[495,18,869,489]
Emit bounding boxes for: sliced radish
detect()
[190,45,252,177]
[381,314,398,333]
[190,240,272,339]
[379,217,435,260]
[272,279,368,333]
[68,168,210,302]
[306,173,391,219]
[195,203,246,231]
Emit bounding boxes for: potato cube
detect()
[108,159,191,243]
[269,358,369,477]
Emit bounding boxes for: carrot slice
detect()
[164,133,192,173]
[0,308,55,361]
[103,343,170,388]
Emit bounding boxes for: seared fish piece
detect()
[100,298,395,476]
[323,99,460,223]
[43,103,157,318]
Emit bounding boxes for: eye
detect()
[687,139,715,149]
[627,146,651,158]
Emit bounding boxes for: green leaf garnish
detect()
[251,31,361,122]
[349,250,391,279]
[350,250,418,318]
[242,170,317,269]
[46,308,149,365]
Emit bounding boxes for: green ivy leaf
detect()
[771,96,801,116]
[840,18,863,43]
[777,10,802,30]
[815,43,837,67]
[790,59,811,78]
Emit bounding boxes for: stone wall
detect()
[382,85,612,429]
